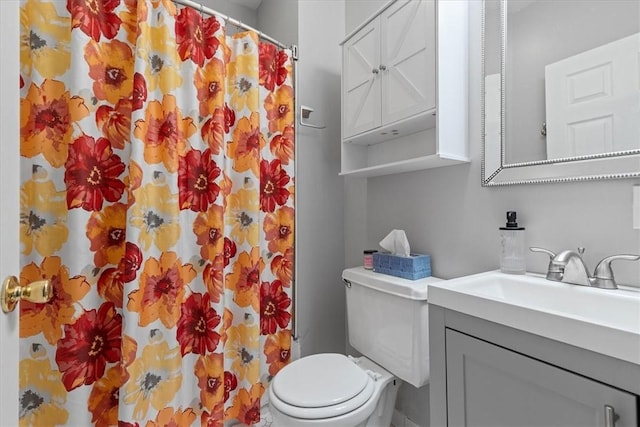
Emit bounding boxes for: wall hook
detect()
[299,105,326,129]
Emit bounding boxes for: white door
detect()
[0,1,21,425]
[545,32,640,159]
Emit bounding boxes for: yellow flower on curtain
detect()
[129,183,181,251]
[123,341,183,421]
[225,248,263,312]
[194,353,224,411]
[264,329,291,376]
[20,178,68,257]
[263,206,295,254]
[20,79,90,168]
[20,0,70,79]
[150,0,178,16]
[228,112,264,176]
[225,324,260,384]
[137,22,183,94]
[88,366,127,427]
[84,39,134,105]
[19,257,90,345]
[270,247,294,287]
[226,383,264,425]
[127,251,197,328]
[264,85,294,134]
[144,407,197,427]
[269,125,295,166]
[86,202,127,268]
[19,357,68,427]
[133,94,196,173]
[225,188,260,247]
[227,48,259,112]
[194,58,225,117]
[119,0,149,45]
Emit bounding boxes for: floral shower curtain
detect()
[18,0,295,425]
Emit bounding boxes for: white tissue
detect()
[379,229,411,257]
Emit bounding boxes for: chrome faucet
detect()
[530,247,640,289]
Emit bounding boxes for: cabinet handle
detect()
[379,64,387,71]
[372,68,379,74]
[605,405,619,427]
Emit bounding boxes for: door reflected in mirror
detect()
[482,0,640,185]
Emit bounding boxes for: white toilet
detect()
[268,267,440,426]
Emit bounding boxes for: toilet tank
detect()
[342,267,444,388]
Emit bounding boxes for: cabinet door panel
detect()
[446,329,638,427]
[343,22,381,138]
[381,0,436,125]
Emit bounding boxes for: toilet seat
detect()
[269,353,375,419]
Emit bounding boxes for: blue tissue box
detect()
[372,252,431,280]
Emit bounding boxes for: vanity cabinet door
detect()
[445,329,638,427]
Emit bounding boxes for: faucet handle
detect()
[592,254,640,289]
[530,247,556,258]
[530,247,561,281]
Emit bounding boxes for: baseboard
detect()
[391,409,421,427]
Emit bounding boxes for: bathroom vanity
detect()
[428,271,640,427]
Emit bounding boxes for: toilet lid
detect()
[271,353,371,408]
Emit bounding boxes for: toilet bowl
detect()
[268,353,399,427]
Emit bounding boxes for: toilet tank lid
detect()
[342,267,444,301]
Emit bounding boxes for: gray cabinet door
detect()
[446,329,638,427]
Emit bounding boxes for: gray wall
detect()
[345,1,640,425]
[204,0,258,26]
[295,1,347,357]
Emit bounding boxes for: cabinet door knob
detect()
[372,68,379,74]
[605,405,620,427]
[379,64,387,71]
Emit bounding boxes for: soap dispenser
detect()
[499,211,526,274]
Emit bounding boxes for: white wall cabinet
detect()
[340,0,469,177]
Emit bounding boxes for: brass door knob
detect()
[1,276,52,313]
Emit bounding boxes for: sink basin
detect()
[428,270,640,364]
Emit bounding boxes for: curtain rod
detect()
[171,0,290,50]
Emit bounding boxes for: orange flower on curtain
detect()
[19,1,294,425]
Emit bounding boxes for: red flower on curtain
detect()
[55,302,122,391]
[178,148,221,212]
[223,371,238,402]
[224,103,236,132]
[97,242,142,307]
[260,159,290,213]
[96,98,132,150]
[175,7,220,67]
[177,293,222,356]
[131,72,147,110]
[223,237,237,267]
[259,280,291,335]
[270,125,295,165]
[259,43,289,91]
[65,135,126,211]
[67,0,122,42]
[120,241,143,282]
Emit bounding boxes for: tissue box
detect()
[372,252,431,280]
